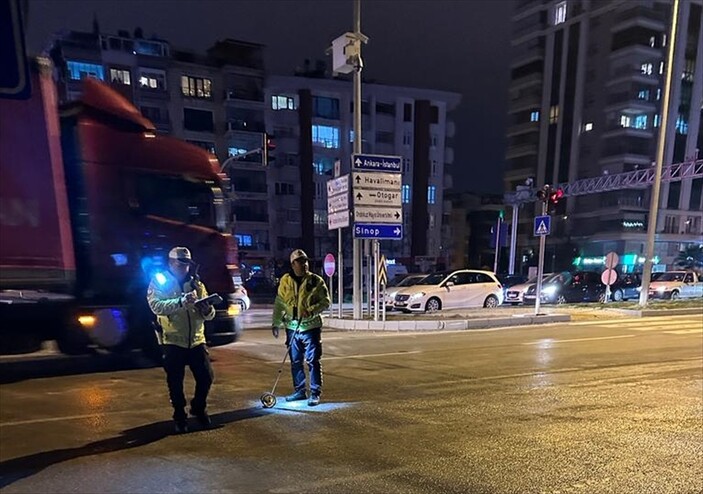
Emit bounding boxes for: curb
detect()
[598,307,703,317]
[325,313,570,331]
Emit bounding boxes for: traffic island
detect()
[325,312,570,331]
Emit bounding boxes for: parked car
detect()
[384,274,427,310]
[504,273,552,305]
[609,273,642,301]
[648,271,703,299]
[393,269,503,313]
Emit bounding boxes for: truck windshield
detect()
[135,174,218,229]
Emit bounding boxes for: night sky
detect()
[26,0,513,194]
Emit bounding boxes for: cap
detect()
[169,247,193,263]
[290,249,308,264]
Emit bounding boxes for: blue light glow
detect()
[154,272,168,286]
[110,253,128,266]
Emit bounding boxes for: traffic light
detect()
[262,133,276,165]
[536,184,552,203]
[549,187,564,205]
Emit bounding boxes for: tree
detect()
[674,245,703,271]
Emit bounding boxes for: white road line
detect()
[664,329,703,335]
[522,334,636,345]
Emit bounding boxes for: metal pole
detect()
[328,274,333,316]
[366,240,372,318]
[493,216,501,273]
[338,228,343,318]
[373,240,379,321]
[639,0,680,307]
[534,201,548,316]
[509,204,518,275]
[352,0,363,319]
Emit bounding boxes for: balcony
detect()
[510,72,542,90]
[226,120,266,133]
[225,89,264,103]
[611,6,666,32]
[506,143,538,159]
[507,121,540,137]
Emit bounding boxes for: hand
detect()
[182,291,197,307]
[272,326,279,339]
[195,301,211,314]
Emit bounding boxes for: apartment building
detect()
[265,71,460,271]
[506,0,702,271]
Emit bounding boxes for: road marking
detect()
[0,408,163,427]
[664,329,703,335]
[264,350,422,364]
[522,334,636,345]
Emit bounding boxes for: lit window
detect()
[311,124,340,149]
[427,185,436,204]
[530,111,540,122]
[653,114,661,127]
[549,105,559,124]
[640,63,653,75]
[272,95,297,110]
[554,1,567,25]
[138,69,166,90]
[312,156,334,175]
[402,185,411,204]
[235,234,253,247]
[66,61,104,81]
[633,115,647,130]
[181,75,212,99]
[228,147,247,157]
[649,36,656,48]
[620,115,631,128]
[109,68,131,85]
[675,115,688,134]
[637,89,650,100]
[584,122,593,132]
[659,61,664,75]
[314,210,327,225]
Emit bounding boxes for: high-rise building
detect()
[265,71,460,272]
[506,0,702,272]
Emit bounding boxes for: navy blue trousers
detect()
[287,327,322,396]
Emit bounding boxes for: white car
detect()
[504,273,552,305]
[393,269,503,313]
[384,274,428,310]
[648,271,703,300]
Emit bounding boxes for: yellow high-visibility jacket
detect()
[147,270,215,348]
[272,271,330,331]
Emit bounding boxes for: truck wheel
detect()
[56,326,91,355]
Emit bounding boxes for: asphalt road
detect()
[0,314,701,493]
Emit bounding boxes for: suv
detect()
[393,269,503,313]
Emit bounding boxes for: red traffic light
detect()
[549,187,564,204]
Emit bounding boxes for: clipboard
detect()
[195,293,223,306]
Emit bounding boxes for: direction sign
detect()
[327,193,349,214]
[352,172,402,190]
[352,153,402,172]
[354,189,401,207]
[534,215,551,236]
[328,210,350,229]
[354,206,402,223]
[327,175,350,195]
[354,223,403,239]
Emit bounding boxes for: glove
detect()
[272,326,279,339]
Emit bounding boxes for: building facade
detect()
[506,0,703,272]
[265,73,460,273]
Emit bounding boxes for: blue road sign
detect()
[0,0,31,99]
[352,153,402,173]
[534,215,551,236]
[353,223,403,240]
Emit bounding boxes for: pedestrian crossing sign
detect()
[534,215,551,236]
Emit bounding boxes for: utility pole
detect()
[639,0,680,307]
[352,0,363,319]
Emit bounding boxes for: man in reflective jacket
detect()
[272,249,331,406]
[147,246,216,433]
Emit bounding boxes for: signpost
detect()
[351,153,402,320]
[327,174,350,318]
[601,252,619,303]
[378,254,387,322]
[533,211,551,315]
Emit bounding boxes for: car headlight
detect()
[656,286,667,292]
[388,291,398,299]
[409,292,425,300]
[542,285,557,295]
